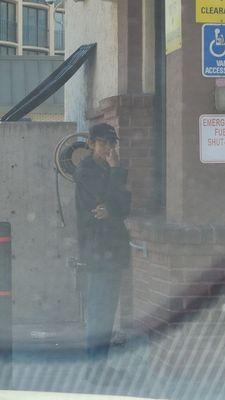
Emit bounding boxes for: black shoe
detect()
[111,331,127,346]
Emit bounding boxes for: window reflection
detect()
[0,0,16,42]
[54,11,64,51]
[23,6,48,48]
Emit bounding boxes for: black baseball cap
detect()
[89,123,119,144]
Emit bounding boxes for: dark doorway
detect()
[154,0,166,212]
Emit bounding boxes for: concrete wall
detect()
[65,0,118,129]
[0,122,80,324]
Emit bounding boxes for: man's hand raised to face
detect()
[106,147,120,167]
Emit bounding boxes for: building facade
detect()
[64,0,225,393]
[0,0,65,120]
[0,0,64,56]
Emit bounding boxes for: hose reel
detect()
[54,132,89,181]
[54,132,90,225]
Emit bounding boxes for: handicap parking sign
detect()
[202,24,225,77]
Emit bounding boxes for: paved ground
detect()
[1,306,225,400]
[1,324,154,398]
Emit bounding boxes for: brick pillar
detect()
[118,95,157,211]
[86,93,157,212]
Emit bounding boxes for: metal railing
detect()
[25,0,47,3]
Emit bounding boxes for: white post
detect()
[49,4,55,56]
[17,0,23,55]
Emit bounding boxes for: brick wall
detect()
[126,218,225,399]
[127,218,225,332]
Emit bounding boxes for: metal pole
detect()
[0,222,12,389]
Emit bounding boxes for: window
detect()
[54,11,64,51]
[0,44,16,54]
[23,6,48,48]
[0,0,16,42]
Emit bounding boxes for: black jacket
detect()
[74,155,131,271]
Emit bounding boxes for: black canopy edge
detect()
[0,43,97,122]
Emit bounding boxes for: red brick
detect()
[86,108,104,121]
[130,140,152,151]
[104,117,119,127]
[131,192,150,204]
[119,95,132,107]
[170,268,185,283]
[130,116,152,127]
[129,147,150,157]
[151,278,170,296]
[151,254,171,266]
[132,96,144,108]
[182,295,212,310]
[99,96,119,110]
[119,114,130,127]
[130,158,153,168]
[150,264,170,281]
[170,297,184,311]
[171,282,211,297]
[209,282,225,296]
[131,199,147,209]
[129,108,152,119]
[120,158,130,168]
[146,304,172,323]
[129,166,151,179]
[119,127,151,138]
[104,108,119,119]
[201,268,225,282]
[143,95,154,108]
[119,138,130,147]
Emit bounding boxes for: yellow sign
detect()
[196,0,225,23]
[166,0,182,54]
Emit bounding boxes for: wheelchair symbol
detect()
[210,28,225,58]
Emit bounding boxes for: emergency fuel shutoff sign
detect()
[199,115,225,163]
[196,0,225,23]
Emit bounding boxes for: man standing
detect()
[60,123,131,370]
[74,123,131,366]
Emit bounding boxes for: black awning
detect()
[0,43,96,122]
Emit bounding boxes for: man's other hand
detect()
[92,204,109,219]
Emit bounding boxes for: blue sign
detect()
[202,24,225,77]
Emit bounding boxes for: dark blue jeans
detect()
[85,266,122,362]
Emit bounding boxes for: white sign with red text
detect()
[199,114,225,163]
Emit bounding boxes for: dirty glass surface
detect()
[1,1,225,400]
